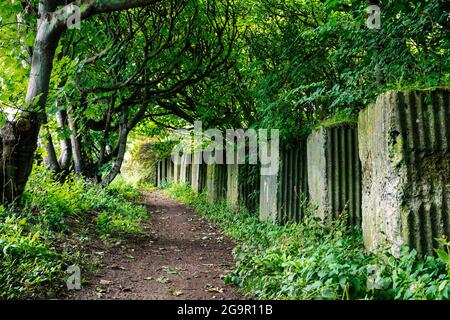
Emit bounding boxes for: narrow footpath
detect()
[67,190,242,300]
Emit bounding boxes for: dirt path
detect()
[66,190,242,300]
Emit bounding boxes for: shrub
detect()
[0,215,62,299]
[21,168,147,236]
[0,167,148,299]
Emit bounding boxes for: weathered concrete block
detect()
[307,128,328,219]
[156,159,169,187]
[206,164,219,203]
[161,159,167,185]
[156,161,161,187]
[173,161,180,184]
[259,173,278,223]
[226,163,239,210]
[191,155,201,193]
[179,154,190,184]
[306,126,361,224]
[359,89,450,257]
[259,141,280,223]
[166,159,173,183]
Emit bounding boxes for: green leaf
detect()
[434,249,449,264]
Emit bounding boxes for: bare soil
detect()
[64,189,243,300]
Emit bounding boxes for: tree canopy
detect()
[0,0,448,199]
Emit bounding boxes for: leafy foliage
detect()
[21,167,147,236]
[166,184,450,300]
[234,0,450,140]
[0,214,62,299]
[0,167,147,299]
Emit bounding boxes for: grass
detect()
[317,108,358,129]
[0,167,149,299]
[164,184,450,300]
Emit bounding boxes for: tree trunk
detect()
[97,104,113,182]
[56,110,72,171]
[43,128,62,173]
[67,105,84,176]
[100,105,128,187]
[0,15,62,203]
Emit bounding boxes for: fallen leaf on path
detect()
[144,277,154,281]
[95,287,107,293]
[100,280,114,285]
[163,268,180,275]
[110,265,127,270]
[204,283,224,293]
[125,254,135,260]
[169,290,184,297]
[157,277,172,284]
[202,264,214,267]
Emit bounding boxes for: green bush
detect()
[109,175,145,202]
[21,168,147,236]
[0,167,148,299]
[0,215,62,299]
[165,184,450,300]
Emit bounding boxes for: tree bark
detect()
[96,102,114,182]
[100,104,128,187]
[43,128,62,173]
[56,110,72,171]
[67,105,84,175]
[0,5,62,203]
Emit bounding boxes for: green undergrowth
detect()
[317,108,358,130]
[0,168,148,299]
[165,184,450,300]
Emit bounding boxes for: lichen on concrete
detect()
[226,163,239,211]
[307,127,329,220]
[359,89,450,257]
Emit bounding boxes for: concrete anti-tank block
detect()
[359,89,450,257]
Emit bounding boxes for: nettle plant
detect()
[435,236,450,279]
[166,184,450,300]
